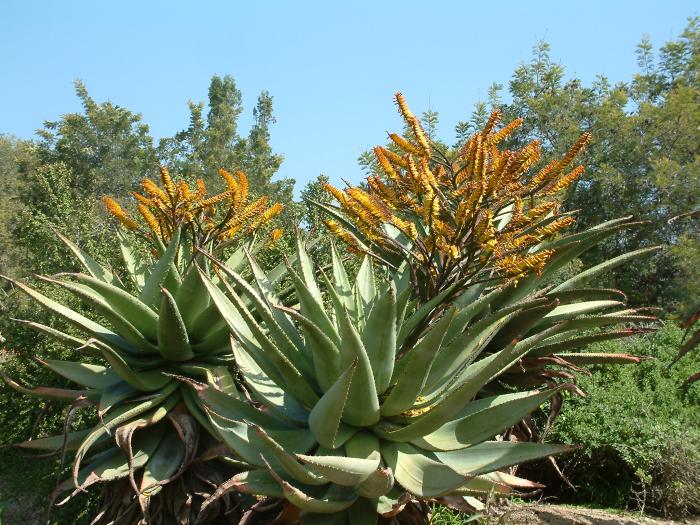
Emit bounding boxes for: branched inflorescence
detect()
[322,93,590,301]
[103,167,283,249]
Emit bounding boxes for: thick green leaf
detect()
[67,272,159,341]
[52,227,119,286]
[362,282,397,394]
[381,442,468,497]
[2,276,137,355]
[296,453,379,486]
[411,389,559,451]
[435,441,574,476]
[309,362,358,449]
[40,359,113,389]
[336,306,380,427]
[157,288,194,362]
[381,308,455,416]
[141,228,181,308]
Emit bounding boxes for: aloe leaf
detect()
[208,255,313,377]
[16,429,92,451]
[157,288,194,361]
[276,305,341,392]
[99,380,137,415]
[330,241,355,314]
[377,324,566,442]
[11,318,89,351]
[250,424,327,485]
[66,273,159,341]
[551,246,662,292]
[195,381,291,430]
[90,339,170,391]
[362,282,397,394]
[232,340,309,425]
[356,256,376,313]
[51,227,119,286]
[411,389,560,451]
[2,276,137,355]
[72,383,178,483]
[530,330,641,357]
[207,414,314,468]
[426,298,550,395]
[287,264,340,347]
[175,263,210,329]
[556,352,642,365]
[116,228,148,291]
[397,282,459,346]
[214,273,319,407]
[546,287,627,303]
[296,236,324,304]
[297,453,379,486]
[541,300,622,324]
[139,431,186,496]
[381,442,468,497]
[381,308,455,416]
[0,371,85,400]
[336,306,380,427]
[435,441,574,476]
[269,468,358,513]
[245,249,306,353]
[37,275,156,352]
[39,359,113,389]
[308,362,358,449]
[141,228,181,308]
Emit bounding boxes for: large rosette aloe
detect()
[191,239,583,524]
[0,168,284,524]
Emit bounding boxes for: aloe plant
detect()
[0,168,284,524]
[183,238,605,524]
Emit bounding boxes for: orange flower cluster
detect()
[103,167,283,247]
[323,93,589,295]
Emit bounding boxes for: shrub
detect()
[536,323,700,517]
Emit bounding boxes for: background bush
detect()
[523,323,700,517]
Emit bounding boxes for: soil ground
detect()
[506,503,700,525]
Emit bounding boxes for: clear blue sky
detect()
[1,1,697,192]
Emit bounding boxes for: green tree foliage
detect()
[498,20,700,313]
[158,75,292,203]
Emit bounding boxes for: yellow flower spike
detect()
[373,147,400,181]
[323,183,349,207]
[394,92,416,122]
[388,133,423,156]
[557,132,591,172]
[534,216,575,238]
[487,117,523,145]
[527,159,558,190]
[528,201,558,219]
[137,204,161,236]
[482,110,502,137]
[543,165,585,195]
[131,191,153,206]
[368,176,399,209]
[234,170,249,204]
[195,179,207,198]
[218,168,239,192]
[102,196,140,230]
[142,179,169,204]
[267,228,283,247]
[382,148,410,169]
[159,166,177,200]
[197,190,234,209]
[408,116,431,157]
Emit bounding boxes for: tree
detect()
[158,76,292,203]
